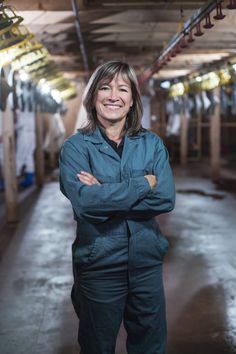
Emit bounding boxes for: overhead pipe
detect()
[158,0,224,63]
[71,0,89,73]
[139,0,230,83]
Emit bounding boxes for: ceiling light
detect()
[170,82,185,97]
[160,81,171,89]
[41,82,50,95]
[0,25,33,52]
[19,71,29,81]
[195,76,202,82]
[0,5,23,35]
[51,89,62,104]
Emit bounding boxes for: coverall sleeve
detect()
[127,139,175,219]
[59,140,151,223]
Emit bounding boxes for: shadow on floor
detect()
[167,283,236,354]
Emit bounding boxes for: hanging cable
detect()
[71,0,89,73]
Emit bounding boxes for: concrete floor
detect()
[0,168,236,354]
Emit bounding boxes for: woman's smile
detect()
[103,103,122,110]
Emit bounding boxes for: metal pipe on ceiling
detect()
[71,0,89,73]
[139,0,231,83]
[157,0,221,64]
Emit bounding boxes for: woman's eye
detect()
[100,86,109,90]
[120,88,128,92]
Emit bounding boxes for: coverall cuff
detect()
[132,176,151,200]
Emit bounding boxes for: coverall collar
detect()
[83,126,147,162]
[83,126,147,143]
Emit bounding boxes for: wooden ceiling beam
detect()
[7,0,86,11]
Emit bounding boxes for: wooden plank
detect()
[35,111,45,188]
[200,122,210,127]
[8,0,86,11]
[188,120,231,128]
[2,104,18,223]
[210,86,221,181]
[221,122,236,127]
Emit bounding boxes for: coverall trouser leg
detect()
[72,229,168,354]
[124,265,166,354]
[74,291,126,354]
[123,228,167,354]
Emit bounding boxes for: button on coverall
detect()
[59,127,175,354]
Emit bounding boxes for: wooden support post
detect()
[35,110,44,188]
[159,96,166,138]
[2,104,18,223]
[49,146,56,170]
[210,86,221,181]
[196,111,202,160]
[180,112,189,165]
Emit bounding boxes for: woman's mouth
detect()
[104,104,121,110]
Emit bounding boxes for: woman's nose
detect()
[108,89,118,100]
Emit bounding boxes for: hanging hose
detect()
[71,0,89,73]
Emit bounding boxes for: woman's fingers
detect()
[82,172,100,184]
[77,174,93,185]
[77,171,101,185]
[77,174,94,185]
[144,175,157,189]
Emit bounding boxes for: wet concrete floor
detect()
[0,168,236,354]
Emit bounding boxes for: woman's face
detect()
[95,73,133,125]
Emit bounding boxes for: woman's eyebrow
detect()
[118,83,130,87]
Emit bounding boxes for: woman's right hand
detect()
[144,175,157,190]
[77,171,101,185]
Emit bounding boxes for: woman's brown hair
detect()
[80,60,143,136]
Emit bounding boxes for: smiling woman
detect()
[59,60,175,354]
[82,61,143,138]
[95,75,133,133]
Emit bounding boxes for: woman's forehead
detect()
[99,72,131,86]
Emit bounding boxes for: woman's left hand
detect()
[77,171,101,185]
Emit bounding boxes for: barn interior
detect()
[0,1,236,353]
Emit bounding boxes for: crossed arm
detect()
[59,139,175,223]
[78,170,157,189]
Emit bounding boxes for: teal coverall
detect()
[59,126,175,354]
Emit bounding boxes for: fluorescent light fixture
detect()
[41,82,50,95]
[195,76,202,82]
[51,89,62,104]
[160,80,171,89]
[19,71,29,81]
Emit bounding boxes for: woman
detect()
[59,60,175,354]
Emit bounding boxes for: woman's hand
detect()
[77,171,101,186]
[144,175,157,190]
